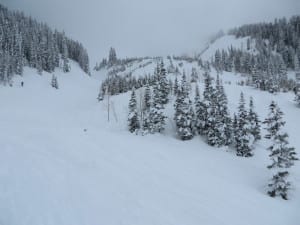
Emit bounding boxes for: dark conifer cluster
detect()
[229,16,300,70]
[127,61,169,134]
[0,4,90,85]
[212,16,300,93]
[98,73,156,99]
[126,66,262,157]
[94,47,155,71]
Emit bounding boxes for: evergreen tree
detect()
[263,101,298,199]
[206,86,220,146]
[174,76,179,96]
[62,34,70,73]
[202,72,214,136]
[215,74,232,146]
[157,61,169,104]
[247,97,261,142]
[108,47,117,66]
[194,85,207,136]
[142,83,152,133]
[251,60,260,88]
[235,92,254,157]
[14,29,23,75]
[174,72,194,140]
[232,113,239,146]
[149,79,166,133]
[143,82,151,112]
[214,49,222,72]
[37,54,43,75]
[128,88,140,133]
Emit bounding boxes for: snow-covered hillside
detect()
[200,35,256,61]
[92,35,258,83]
[0,52,299,225]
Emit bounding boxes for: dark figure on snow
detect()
[293,86,298,95]
[21,81,24,87]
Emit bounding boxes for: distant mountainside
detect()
[210,16,300,92]
[229,16,300,71]
[94,16,300,95]
[0,4,90,85]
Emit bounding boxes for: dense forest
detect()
[212,16,300,93]
[0,4,90,84]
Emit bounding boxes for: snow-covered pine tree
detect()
[108,47,117,67]
[247,97,261,142]
[214,49,222,73]
[202,72,214,136]
[14,30,23,75]
[235,92,254,157]
[232,113,238,146]
[142,83,152,134]
[251,59,260,88]
[143,82,151,112]
[201,72,224,146]
[263,101,298,199]
[169,79,173,96]
[277,55,288,91]
[266,61,280,94]
[149,79,166,133]
[158,61,169,104]
[189,100,197,136]
[51,74,59,89]
[37,54,43,75]
[215,74,232,146]
[174,72,194,140]
[205,83,220,146]
[62,34,70,73]
[194,84,205,135]
[128,88,140,133]
[174,76,179,96]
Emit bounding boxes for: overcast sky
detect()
[2,0,300,64]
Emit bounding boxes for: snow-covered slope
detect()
[0,59,299,225]
[200,35,256,61]
[92,58,203,92]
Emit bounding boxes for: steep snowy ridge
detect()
[200,35,256,61]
